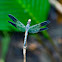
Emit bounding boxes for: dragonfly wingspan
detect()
[28,21,50,33]
[8,14,25,32]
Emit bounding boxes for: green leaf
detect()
[0,0,50,31]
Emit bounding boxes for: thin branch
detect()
[23,46,26,62]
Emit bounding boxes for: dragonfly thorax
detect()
[26,24,30,31]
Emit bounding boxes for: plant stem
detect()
[23,46,26,62]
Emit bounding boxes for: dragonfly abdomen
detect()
[24,31,28,46]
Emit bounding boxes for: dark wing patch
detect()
[41,20,50,26]
[8,14,17,22]
[39,27,48,32]
[8,21,16,27]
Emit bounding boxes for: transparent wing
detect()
[8,14,25,32]
[29,21,50,33]
[29,27,48,33]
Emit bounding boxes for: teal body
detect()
[24,23,30,46]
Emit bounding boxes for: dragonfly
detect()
[8,14,50,47]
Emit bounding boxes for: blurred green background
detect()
[0,0,62,62]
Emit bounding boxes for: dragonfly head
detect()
[27,19,31,24]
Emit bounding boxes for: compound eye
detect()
[28,19,31,22]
